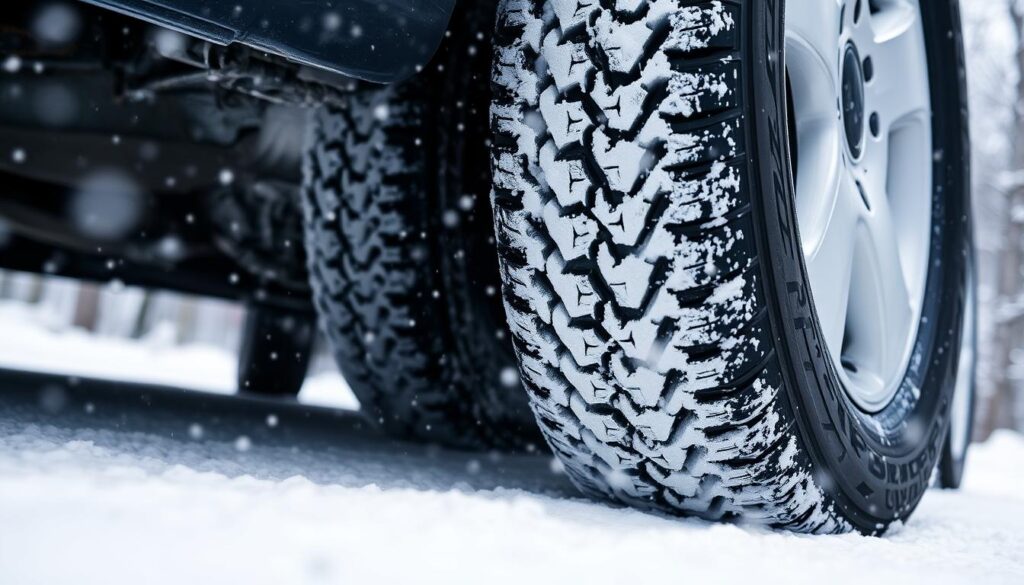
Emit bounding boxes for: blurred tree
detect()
[978,0,1024,437]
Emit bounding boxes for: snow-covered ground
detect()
[0,301,1022,584]
[0,408,1021,585]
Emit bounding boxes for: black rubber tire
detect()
[301,1,541,450]
[940,258,977,489]
[238,304,316,398]
[490,0,971,533]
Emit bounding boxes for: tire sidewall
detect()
[941,254,977,489]
[749,0,970,531]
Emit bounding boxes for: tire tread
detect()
[491,0,850,530]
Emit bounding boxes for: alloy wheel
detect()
[786,0,934,413]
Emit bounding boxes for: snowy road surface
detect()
[0,371,1021,585]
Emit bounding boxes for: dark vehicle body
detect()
[82,0,458,82]
[0,0,455,310]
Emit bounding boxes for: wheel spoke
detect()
[785,0,844,79]
[852,184,915,383]
[795,117,843,256]
[805,168,862,357]
[861,1,931,131]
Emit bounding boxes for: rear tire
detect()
[490,0,971,532]
[238,304,315,398]
[940,259,976,489]
[302,1,540,450]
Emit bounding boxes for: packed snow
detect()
[0,300,1021,584]
[0,401,1021,585]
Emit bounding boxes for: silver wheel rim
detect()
[785,0,934,413]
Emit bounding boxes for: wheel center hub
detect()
[841,43,866,159]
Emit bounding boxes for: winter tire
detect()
[302,2,540,449]
[238,304,316,398]
[490,0,971,533]
[940,258,976,489]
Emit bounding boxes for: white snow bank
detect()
[0,411,1020,585]
[0,300,358,410]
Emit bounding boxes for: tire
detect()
[490,0,971,533]
[940,258,977,489]
[302,1,540,450]
[238,304,316,398]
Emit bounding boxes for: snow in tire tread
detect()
[491,0,849,531]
